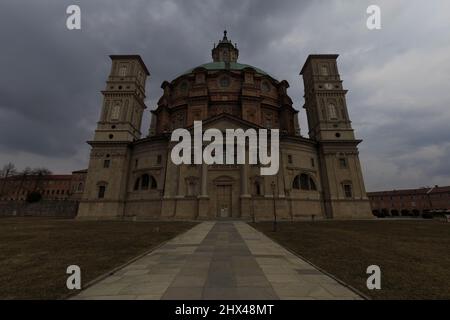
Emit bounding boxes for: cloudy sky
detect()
[1,0,449,191]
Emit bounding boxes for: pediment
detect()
[186,113,263,133]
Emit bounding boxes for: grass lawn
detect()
[250,220,450,300]
[0,217,196,299]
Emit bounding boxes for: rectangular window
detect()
[98,186,106,199]
[157,155,162,165]
[287,155,293,164]
[103,159,111,168]
[311,158,315,167]
[339,158,348,168]
[135,159,139,168]
[343,184,353,198]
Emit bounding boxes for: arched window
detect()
[98,185,106,199]
[118,65,128,77]
[111,101,121,120]
[328,103,338,120]
[300,174,309,190]
[139,174,157,190]
[77,182,83,192]
[293,174,318,191]
[141,174,150,190]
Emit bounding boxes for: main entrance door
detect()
[216,185,232,218]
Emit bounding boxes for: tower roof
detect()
[109,55,150,75]
[299,54,339,75]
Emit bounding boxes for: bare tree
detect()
[31,168,52,176]
[31,167,52,192]
[18,167,33,197]
[0,162,18,178]
[0,162,18,196]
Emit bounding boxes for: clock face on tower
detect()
[324,83,333,90]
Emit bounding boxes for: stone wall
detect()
[0,200,79,218]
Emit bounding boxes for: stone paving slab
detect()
[74,221,362,300]
[234,222,361,300]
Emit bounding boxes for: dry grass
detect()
[250,220,450,300]
[0,217,196,299]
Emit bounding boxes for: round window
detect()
[219,77,230,87]
[261,81,270,92]
[179,81,188,92]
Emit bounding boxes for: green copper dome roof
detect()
[177,61,276,80]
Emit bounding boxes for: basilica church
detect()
[77,32,372,220]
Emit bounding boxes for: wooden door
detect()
[216,185,232,218]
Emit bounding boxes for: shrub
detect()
[26,192,42,203]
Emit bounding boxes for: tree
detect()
[0,162,17,178]
[31,168,52,176]
[31,167,52,192]
[0,162,18,196]
[18,167,33,198]
[26,191,42,203]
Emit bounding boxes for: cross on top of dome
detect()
[222,30,229,42]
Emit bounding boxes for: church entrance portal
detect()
[216,185,232,218]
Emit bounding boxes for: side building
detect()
[368,185,450,217]
[0,170,87,201]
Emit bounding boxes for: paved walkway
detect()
[75,222,361,300]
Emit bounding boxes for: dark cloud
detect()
[0,0,449,189]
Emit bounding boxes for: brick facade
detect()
[368,186,450,217]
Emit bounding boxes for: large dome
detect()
[152,31,297,136]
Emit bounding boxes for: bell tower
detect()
[94,55,150,142]
[300,54,372,219]
[78,55,150,219]
[301,54,354,141]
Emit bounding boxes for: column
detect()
[197,163,209,219]
[240,163,250,197]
